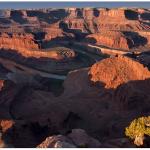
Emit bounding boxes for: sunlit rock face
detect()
[86,31,131,50]
[0,7,149,52]
[89,55,150,89]
[0,33,38,51]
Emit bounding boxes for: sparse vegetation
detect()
[125,116,150,146]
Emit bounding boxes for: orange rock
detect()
[0,120,14,132]
[89,55,150,89]
[0,33,38,51]
[86,31,132,50]
[0,80,4,91]
[0,33,75,60]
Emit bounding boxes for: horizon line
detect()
[0,2,149,9]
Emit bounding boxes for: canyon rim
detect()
[0,3,150,148]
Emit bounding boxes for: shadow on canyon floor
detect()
[0,76,150,147]
[59,21,89,41]
[28,9,69,24]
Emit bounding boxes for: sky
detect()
[0,2,149,9]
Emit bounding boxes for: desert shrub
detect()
[125,116,150,146]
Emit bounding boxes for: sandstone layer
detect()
[89,55,150,89]
[86,31,131,50]
[0,8,150,52]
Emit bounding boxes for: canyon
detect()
[0,7,150,148]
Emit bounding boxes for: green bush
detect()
[125,116,150,146]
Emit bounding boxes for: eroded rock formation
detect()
[86,31,132,50]
[0,56,149,147]
[0,33,38,51]
[89,55,150,89]
[0,7,149,52]
[0,7,150,148]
